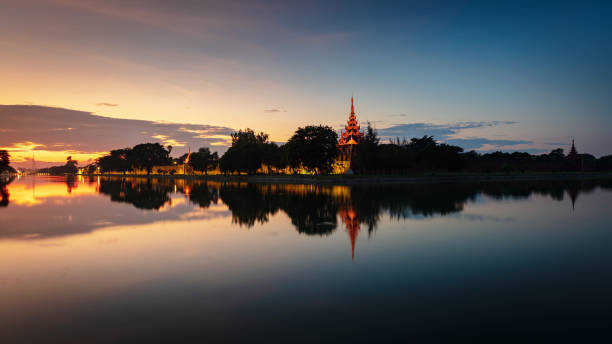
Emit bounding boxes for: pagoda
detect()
[567,139,579,160]
[337,97,364,161]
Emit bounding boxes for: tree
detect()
[285,125,338,174]
[97,148,132,173]
[189,147,219,175]
[352,122,380,173]
[0,150,9,168]
[66,156,78,166]
[130,143,171,174]
[228,129,269,147]
[65,156,78,174]
[219,128,275,174]
[549,148,565,161]
[598,155,612,171]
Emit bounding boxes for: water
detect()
[1,176,612,342]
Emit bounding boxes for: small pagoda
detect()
[337,97,364,161]
[567,139,579,160]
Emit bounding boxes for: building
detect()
[567,139,579,160]
[336,97,364,171]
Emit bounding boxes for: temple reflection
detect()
[339,207,360,260]
[2,176,611,258]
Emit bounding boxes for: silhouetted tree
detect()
[285,125,338,174]
[352,122,380,173]
[97,148,132,173]
[219,129,275,174]
[130,143,171,175]
[549,148,565,161]
[65,156,78,174]
[189,147,219,175]
[598,155,612,170]
[0,150,9,169]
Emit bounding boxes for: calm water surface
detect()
[1,176,612,342]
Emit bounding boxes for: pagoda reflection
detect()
[339,207,361,260]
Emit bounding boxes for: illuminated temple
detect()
[337,97,364,162]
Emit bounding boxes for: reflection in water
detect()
[65,174,77,193]
[2,176,612,342]
[98,178,173,210]
[2,176,611,257]
[0,176,13,207]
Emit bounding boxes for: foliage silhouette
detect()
[188,148,219,175]
[38,156,79,175]
[219,129,278,174]
[98,148,131,174]
[130,143,172,175]
[285,125,338,174]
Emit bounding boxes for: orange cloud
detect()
[0,105,233,167]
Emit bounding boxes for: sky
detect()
[1,0,611,167]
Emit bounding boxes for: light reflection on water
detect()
[1,176,612,342]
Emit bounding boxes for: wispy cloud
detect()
[377,121,528,151]
[264,109,282,113]
[445,138,533,150]
[96,102,118,107]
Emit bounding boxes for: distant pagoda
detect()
[337,97,364,160]
[567,139,579,160]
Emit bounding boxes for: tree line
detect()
[215,123,612,174]
[21,122,612,176]
[94,125,341,175]
[351,125,612,173]
[37,156,79,175]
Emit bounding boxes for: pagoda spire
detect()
[567,138,579,160]
[337,96,364,150]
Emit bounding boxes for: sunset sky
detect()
[1,0,611,167]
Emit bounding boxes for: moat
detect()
[1,176,612,342]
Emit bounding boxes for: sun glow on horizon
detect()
[0,141,107,167]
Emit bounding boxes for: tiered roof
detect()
[567,139,579,159]
[338,97,364,146]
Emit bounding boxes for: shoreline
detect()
[73,172,612,185]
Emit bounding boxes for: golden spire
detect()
[350,96,355,115]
